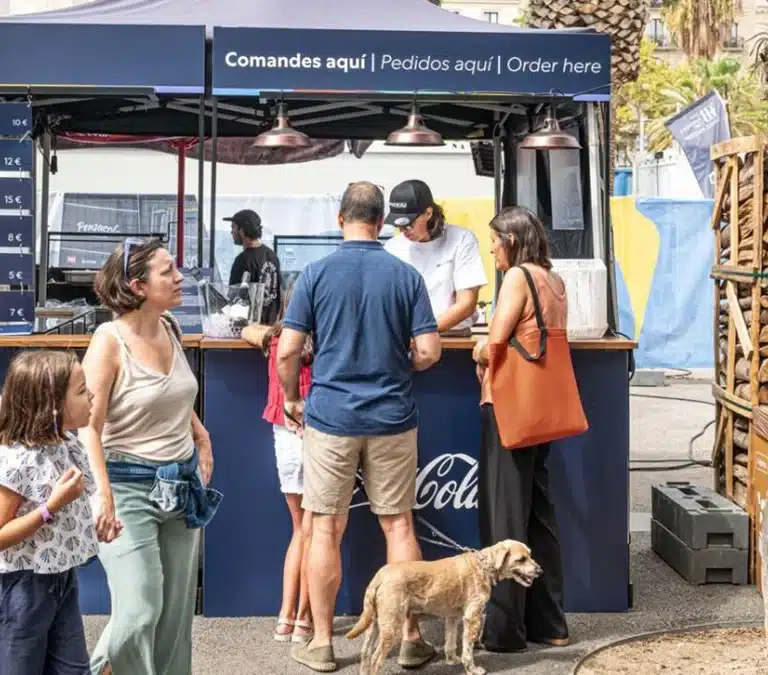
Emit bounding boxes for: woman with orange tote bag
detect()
[473,206,587,653]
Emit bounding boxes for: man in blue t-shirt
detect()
[278,182,441,672]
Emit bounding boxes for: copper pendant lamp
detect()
[385,102,444,147]
[519,106,581,151]
[252,102,312,148]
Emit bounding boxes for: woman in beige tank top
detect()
[80,239,215,675]
[472,206,570,653]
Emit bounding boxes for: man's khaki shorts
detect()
[301,426,417,516]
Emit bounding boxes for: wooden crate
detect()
[750,408,768,594]
[711,136,768,584]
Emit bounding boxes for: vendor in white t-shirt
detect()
[384,179,487,333]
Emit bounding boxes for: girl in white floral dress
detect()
[0,350,113,675]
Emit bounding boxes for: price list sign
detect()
[0,215,33,248]
[0,139,33,172]
[0,104,32,138]
[0,178,33,211]
[0,290,34,324]
[0,253,34,285]
[0,105,35,334]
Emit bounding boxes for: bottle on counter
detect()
[226,271,252,322]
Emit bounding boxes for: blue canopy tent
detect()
[0,0,613,304]
[0,10,204,95]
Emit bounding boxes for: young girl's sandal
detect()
[274,617,295,642]
[291,619,314,644]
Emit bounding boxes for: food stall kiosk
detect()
[0,0,635,618]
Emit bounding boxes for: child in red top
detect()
[242,281,313,644]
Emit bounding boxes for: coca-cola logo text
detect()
[351,453,477,511]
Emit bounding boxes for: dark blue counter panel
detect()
[201,347,630,617]
[552,349,630,612]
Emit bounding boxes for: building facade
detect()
[440,0,525,25]
[444,0,766,63]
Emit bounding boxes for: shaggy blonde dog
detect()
[346,540,542,675]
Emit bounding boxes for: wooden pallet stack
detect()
[711,136,768,584]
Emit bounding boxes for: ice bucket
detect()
[198,282,265,339]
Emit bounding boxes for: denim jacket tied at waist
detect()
[106,449,222,529]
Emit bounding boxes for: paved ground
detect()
[84,378,765,674]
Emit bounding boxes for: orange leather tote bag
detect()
[488,266,588,449]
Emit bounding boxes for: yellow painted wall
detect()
[438,198,497,303]
[609,197,660,340]
[438,197,660,338]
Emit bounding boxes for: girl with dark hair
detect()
[472,205,570,653]
[0,351,100,675]
[241,280,314,645]
[384,179,487,334]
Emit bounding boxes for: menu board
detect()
[0,215,33,248]
[0,290,34,324]
[0,177,33,211]
[0,252,34,285]
[0,104,32,138]
[0,139,33,173]
[0,103,35,334]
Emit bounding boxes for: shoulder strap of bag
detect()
[162,311,183,346]
[507,265,547,362]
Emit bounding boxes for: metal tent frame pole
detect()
[209,98,218,274]
[176,142,185,268]
[37,131,51,308]
[197,94,205,269]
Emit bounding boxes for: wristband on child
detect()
[40,503,53,523]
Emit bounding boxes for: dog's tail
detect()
[345,572,381,639]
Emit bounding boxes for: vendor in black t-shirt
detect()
[224,208,282,324]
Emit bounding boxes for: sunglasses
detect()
[123,237,145,279]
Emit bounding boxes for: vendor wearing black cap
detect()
[384,180,487,334]
[225,208,282,324]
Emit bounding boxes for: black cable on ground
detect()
[628,391,714,473]
[631,393,712,405]
[604,330,714,473]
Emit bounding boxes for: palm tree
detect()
[749,26,768,92]
[526,0,651,183]
[527,0,650,87]
[662,0,737,60]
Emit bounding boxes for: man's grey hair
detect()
[339,182,384,226]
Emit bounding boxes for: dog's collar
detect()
[473,550,499,585]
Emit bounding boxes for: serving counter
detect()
[0,334,636,617]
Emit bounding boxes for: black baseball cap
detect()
[384,180,434,228]
[224,209,262,238]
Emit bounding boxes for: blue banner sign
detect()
[0,290,34,323]
[0,139,33,173]
[0,178,33,211]
[0,215,33,248]
[0,104,32,138]
[665,90,730,200]
[0,252,34,285]
[0,24,206,94]
[212,27,611,98]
